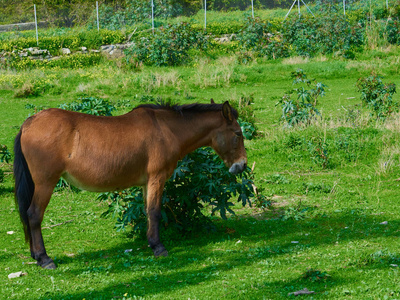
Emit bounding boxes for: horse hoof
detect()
[41,260,57,269]
[154,248,168,257]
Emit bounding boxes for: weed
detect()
[281,204,315,221]
[0,144,11,163]
[355,250,400,266]
[303,182,332,194]
[306,137,330,169]
[265,174,290,185]
[301,269,331,282]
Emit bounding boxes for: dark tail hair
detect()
[13,130,34,243]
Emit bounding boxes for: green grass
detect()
[2,47,400,299]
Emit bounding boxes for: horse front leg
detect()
[145,179,168,257]
[28,184,56,269]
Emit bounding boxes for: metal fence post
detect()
[152,0,154,34]
[96,1,99,32]
[34,4,38,46]
[204,0,207,30]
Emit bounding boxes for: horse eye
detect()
[234,131,242,137]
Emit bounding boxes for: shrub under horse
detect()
[13,101,247,269]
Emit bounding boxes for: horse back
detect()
[19,108,179,191]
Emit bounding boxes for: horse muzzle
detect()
[229,158,247,175]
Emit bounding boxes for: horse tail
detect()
[13,129,34,243]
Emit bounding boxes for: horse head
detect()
[211,101,248,175]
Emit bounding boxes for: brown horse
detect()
[13,100,247,269]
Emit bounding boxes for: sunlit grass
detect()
[1,49,400,299]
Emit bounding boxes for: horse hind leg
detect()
[28,184,57,269]
[145,181,168,257]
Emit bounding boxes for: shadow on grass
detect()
[0,185,13,196]
[14,207,398,300]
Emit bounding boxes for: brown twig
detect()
[42,220,73,230]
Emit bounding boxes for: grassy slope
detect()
[1,49,400,299]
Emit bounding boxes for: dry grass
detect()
[193,56,236,88]
[138,70,181,93]
[282,56,309,65]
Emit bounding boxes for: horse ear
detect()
[222,101,233,122]
[210,98,215,104]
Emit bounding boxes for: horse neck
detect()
[168,111,223,157]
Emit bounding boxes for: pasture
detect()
[1,28,400,299]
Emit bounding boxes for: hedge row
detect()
[2,13,400,69]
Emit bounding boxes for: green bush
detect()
[283,14,364,57]
[386,19,400,45]
[126,22,209,66]
[356,74,397,120]
[236,17,289,60]
[99,147,255,234]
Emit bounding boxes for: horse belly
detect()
[62,168,147,192]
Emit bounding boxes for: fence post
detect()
[251,0,254,18]
[204,0,207,30]
[96,1,99,32]
[343,0,346,15]
[152,0,154,34]
[298,0,300,17]
[34,4,39,46]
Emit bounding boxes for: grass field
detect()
[1,45,400,299]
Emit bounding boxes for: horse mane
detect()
[133,102,239,119]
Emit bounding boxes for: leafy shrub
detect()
[386,19,400,45]
[236,17,289,60]
[58,97,116,116]
[229,94,257,139]
[356,73,397,120]
[283,14,364,57]
[276,69,326,127]
[126,22,209,66]
[99,147,255,234]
